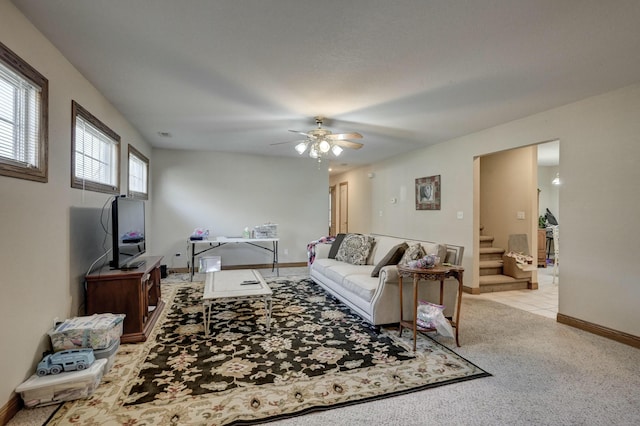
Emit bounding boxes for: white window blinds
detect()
[0,62,41,168]
[129,151,147,194]
[74,114,118,187]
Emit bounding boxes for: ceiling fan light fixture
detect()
[282,117,364,162]
[319,139,331,153]
[294,141,308,154]
[309,145,319,159]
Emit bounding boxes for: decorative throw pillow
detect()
[328,233,347,259]
[399,243,426,266]
[422,243,448,265]
[371,242,408,277]
[335,234,373,265]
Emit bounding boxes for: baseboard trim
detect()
[463,286,480,294]
[1,394,21,426]
[169,262,307,274]
[557,313,640,349]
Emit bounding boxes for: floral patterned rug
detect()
[48,275,489,425]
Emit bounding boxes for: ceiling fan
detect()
[272,116,363,161]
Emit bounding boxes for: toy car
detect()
[36,348,95,376]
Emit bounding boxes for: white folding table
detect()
[188,236,279,281]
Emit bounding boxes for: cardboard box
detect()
[502,255,534,279]
[15,359,106,408]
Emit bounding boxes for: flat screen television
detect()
[110,196,146,269]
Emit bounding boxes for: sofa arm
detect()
[379,265,399,283]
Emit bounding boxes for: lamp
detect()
[552,173,560,185]
[294,141,308,154]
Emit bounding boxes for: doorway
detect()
[338,182,348,233]
[329,185,336,235]
[474,140,559,318]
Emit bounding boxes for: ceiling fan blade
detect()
[288,130,316,139]
[333,140,364,150]
[326,132,363,140]
[270,139,306,146]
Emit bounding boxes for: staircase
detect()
[479,235,532,292]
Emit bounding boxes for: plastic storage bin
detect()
[48,313,125,351]
[15,358,107,408]
[93,339,120,374]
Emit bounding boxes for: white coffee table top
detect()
[203,269,272,300]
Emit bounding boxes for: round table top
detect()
[397,264,464,274]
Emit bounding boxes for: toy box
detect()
[48,313,125,352]
[93,339,120,374]
[15,359,107,408]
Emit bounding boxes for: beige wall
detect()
[480,146,537,253]
[151,150,328,268]
[0,0,153,406]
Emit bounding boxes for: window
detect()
[128,144,149,199]
[0,41,48,182]
[71,101,120,194]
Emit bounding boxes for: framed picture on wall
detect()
[415,175,441,210]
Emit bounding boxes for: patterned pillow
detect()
[399,243,426,266]
[328,233,346,259]
[335,234,374,265]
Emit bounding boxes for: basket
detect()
[254,223,277,238]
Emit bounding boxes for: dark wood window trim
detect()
[71,100,120,194]
[127,144,149,200]
[0,41,48,183]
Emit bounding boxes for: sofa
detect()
[309,233,464,325]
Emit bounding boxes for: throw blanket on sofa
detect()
[307,236,335,265]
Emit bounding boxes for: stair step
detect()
[479,260,503,276]
[479,260,503,268]
[479,247,505,261]
[479,274,531,292]
[479,235,494,242]
[479,247,504,254]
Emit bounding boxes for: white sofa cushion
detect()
[342,273,380,303]
[322,263,375,286]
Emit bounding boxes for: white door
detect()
[339,182,348,233]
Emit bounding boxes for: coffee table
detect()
[202,269,273,337]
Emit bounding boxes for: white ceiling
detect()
[12,0,640,173]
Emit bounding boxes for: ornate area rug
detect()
[48,275,489,425]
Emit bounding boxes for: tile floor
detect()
[469,266,558,319]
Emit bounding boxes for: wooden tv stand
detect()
[85,256,164,343]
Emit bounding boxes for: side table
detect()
[397,264,464,350]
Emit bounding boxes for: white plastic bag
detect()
[416,301,454,338]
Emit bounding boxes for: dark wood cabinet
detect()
[85,256,164,343]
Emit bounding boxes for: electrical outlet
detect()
[284,248,289,255]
